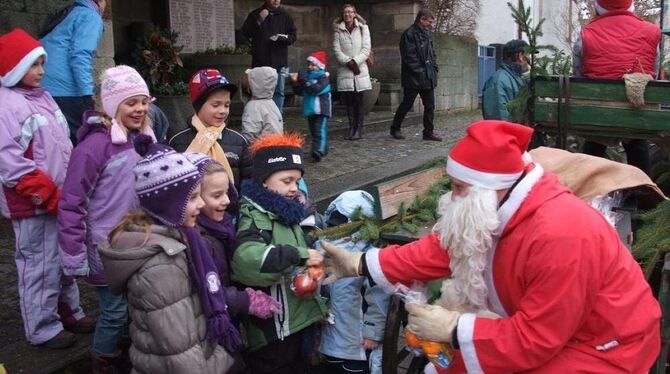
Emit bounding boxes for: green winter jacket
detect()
[232,195,327,351]
[482,61,528,121]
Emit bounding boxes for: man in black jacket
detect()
[390,8,442,141]
[242,0,297,113]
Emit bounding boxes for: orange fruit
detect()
[308,265,325,280]
[405,329,423,348]
[421,341,443,355]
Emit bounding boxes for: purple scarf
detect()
[180,226,241,353]
[197,213,236,263]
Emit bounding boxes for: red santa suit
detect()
[365,123,661,373]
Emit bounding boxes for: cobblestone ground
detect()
[0,109,482,371]
[303,111,479,186]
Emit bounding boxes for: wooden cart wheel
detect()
[382,294,428,374]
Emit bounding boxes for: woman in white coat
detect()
[333,4,372,140]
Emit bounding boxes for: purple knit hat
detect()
[133,136,204,227]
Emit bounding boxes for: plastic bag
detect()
[396,282,454,369]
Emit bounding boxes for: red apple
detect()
[293,272,317,298]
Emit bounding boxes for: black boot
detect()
[351,121,362,140]
[345,124,356,140]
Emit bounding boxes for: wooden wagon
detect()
[532,75,670,151]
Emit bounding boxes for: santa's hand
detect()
[321,240,362,285]
[306,249,324,267]
[406,303,460,343]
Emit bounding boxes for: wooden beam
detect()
[534,102,670,132]
[534,79,670,104]
[372,167,445,220]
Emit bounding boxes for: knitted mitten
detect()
[245,288,282,319]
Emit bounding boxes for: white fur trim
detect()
[365,248,395,294]
[458,313,484,374]
[595,2,634,15]
[0,46,46,87]
[485,164,545,317]
[522,152,532,166]
[307,56,326,70]
[446,156,523,190]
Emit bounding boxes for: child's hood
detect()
[248,66,278,100]
[76,110,108,143]
[98,224,187,294]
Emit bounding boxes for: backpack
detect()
[38,4,78,39]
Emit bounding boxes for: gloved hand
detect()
[321,240,362,285]
[405,303,461,343]
[246,288,282,319]
[346,60,361,75]
[15,169,60,215]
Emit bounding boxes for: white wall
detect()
[475,0,517,46]
[477,0,576,51]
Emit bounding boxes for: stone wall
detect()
[233,0,478,113]
[0,0,115,90]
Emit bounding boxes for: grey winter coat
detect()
[241,67,284,143]
[400,22,439,90]
[99,224,234,374]
[333,19,372,92]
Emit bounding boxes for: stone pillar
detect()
[95,4,116,92]
[370,1,422,110]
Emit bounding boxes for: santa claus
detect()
[323,120,661,373]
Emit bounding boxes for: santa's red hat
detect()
[307,51,327,70]
[446,121,533,190]
[595,0,634,14]
[0,28,46,88]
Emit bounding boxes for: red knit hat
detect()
[0,28,46,87]
[188,68,238,112]
[595,0,634,13]
[307,51,327,70]
[446,121,533,190]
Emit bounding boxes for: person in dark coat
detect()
[390,8,442,142]
[241,0,297,113]
[482,40,529,121]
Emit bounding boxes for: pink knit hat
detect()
[100,65,150,118]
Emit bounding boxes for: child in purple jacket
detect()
[0,28,95,349]
[57,65,156,370]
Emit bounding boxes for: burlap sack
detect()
[623,72,652,108]
[529,146,666,209]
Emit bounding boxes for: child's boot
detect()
[41,330,77,349]
[91,350,121,374]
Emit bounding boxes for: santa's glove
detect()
[321,240,362,285]
[15,169,60,214]
[406,303,461,343]
[245,288,282,319]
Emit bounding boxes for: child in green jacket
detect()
[232,133,327,373]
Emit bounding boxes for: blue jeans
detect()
[93,286,129,355]
[273,67,289,113]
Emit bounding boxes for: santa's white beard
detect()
[432,187,500,310]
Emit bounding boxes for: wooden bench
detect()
[371,166,446,244]
[533,76,670,150]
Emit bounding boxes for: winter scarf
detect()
[197,213,237,260]
[185,115,235,183]
[241,179,308,226]
[180,226,241,353]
